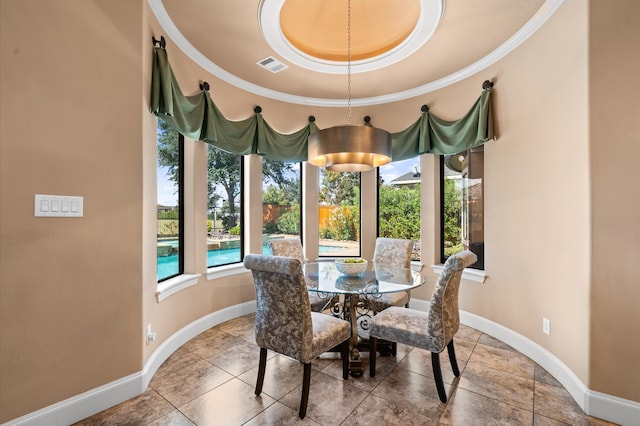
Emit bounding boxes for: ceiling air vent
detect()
[257,56,288,73]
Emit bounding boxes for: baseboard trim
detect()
[409,299,640,426]
[2,301,257,426]
[5,299,638,426]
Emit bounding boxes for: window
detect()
[441,146,484,269]
[206,144,243,267]
[156,119,184,281]
[378,157,421,261]
[262,160,302,253]
[318,169,360,257]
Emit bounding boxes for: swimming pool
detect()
[158,244,346,280]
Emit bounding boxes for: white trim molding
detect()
[1,301,257,426]
[148,0,565,106]
[205,262,248,281]
[409,298,640,426]
[155,273,201,302]
[5,299,638,426]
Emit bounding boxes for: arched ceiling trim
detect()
[148,0,564,107]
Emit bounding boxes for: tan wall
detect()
[410,0,593,385]
[588,0,640,400]
[0,0,145,421]
[1,0,638,423]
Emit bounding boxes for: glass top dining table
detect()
[303,261,425,377]
[303,261,424,295]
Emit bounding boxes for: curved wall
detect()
[1,0,638,424]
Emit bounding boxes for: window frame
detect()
[261,161,304,248]
[206,148,244,269]
[439,147,484,270]
[318,169,362,258]
[376,158,422,262]
[157,132,184,283]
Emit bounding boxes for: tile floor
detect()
[75,314,616,425]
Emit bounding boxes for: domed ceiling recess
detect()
[150,0,563,107]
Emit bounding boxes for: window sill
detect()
[430,264,487,283]
[156,274,201,302]
[206,263,247,281]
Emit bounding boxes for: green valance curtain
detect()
[150,46,494,163]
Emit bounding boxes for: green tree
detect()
[157,118,180,183]
[443,178,462,254]
[319,170,360,205]
[378,185,421,240]
[208,147,241,228]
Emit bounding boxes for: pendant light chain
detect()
[347,0,352,124]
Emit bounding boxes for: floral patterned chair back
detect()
[368,250,478,403]
[266,237,337,312]
[369,237,414,313]
[373,237,412,268]
[427,250,479,352]
[244,254,351,418]
[267,238,305,264]
[244,254,314,362]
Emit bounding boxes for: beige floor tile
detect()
[534,382,617,425]
[341,394,438,425]
[152,347,202,381]
[182,328,246,359]
[478,333,519,352]
[72,388,174,426]
[458,362,534,411]
[468,342,535,379]
[397,346,467,384]
[216,314,257,343]
[150,359,234,407]
[534,364,563,388]
[440,387,534,425]
[455,324,482,344]
[243,401,322,425]
[238,354,316,400]
[146,409,196,425]
[75,314,604,426]
[279,371,369,426]
[371,366,450,420]
[206,340,263,376]
[179,378,276,425]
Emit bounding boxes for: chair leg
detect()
[431,352,448,403]
[369,337,378,377]
[447,340,460,377]
[391,341,397,357]
[299,363,312,418]
[341,340,350,380]
[255,348,267,396]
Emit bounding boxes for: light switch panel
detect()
[35,194,83,217]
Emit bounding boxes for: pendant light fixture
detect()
[308,0,392,172]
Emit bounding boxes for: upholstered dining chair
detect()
[267,238,337,312]
[368,250,478,403]
[244,254,351,418]
[368,237,414,312]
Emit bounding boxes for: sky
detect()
[156,157,420,207]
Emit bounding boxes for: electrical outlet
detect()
[147,324,157,344]
[542,317,551,335]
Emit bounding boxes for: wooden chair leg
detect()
[255,348,267,396]
[447,340,460,377]
[431,352,448,403]
[341,340,350,380]
[369,337,378,377]
[299,363,312,418]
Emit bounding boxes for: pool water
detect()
[158,244,346,280]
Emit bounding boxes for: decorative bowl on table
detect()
[335,258,368,276]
